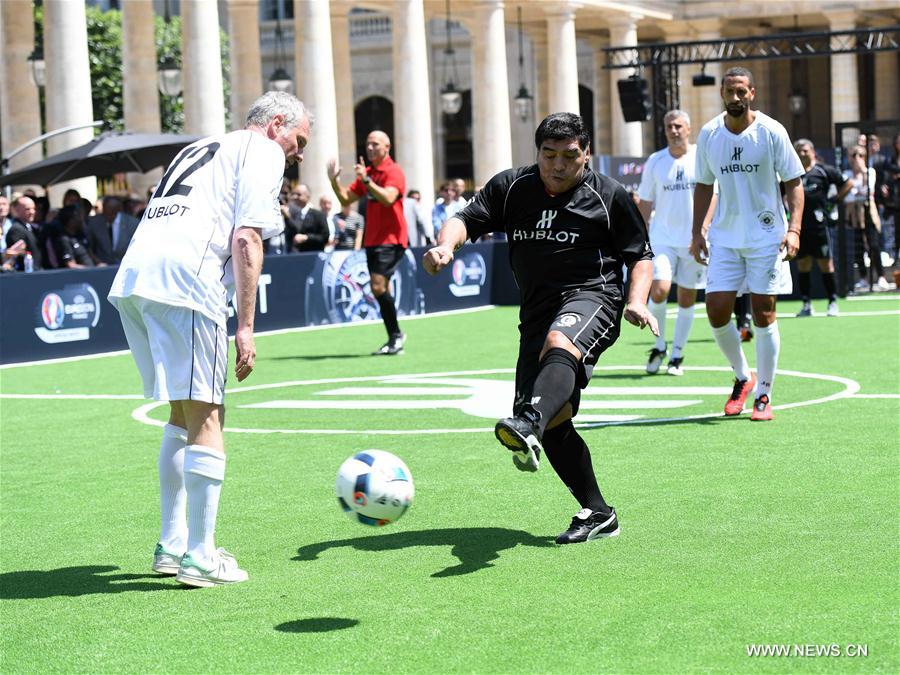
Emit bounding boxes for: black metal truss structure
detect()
[603,26,900,149]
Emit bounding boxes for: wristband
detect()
[787,229,800,235]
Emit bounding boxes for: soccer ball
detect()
[335,450,414,526]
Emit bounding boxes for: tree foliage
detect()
[35,5,231,135]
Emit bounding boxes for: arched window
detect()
[354,96,395,161]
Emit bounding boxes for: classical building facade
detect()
[1,0,897,209]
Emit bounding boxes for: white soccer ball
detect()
[335,450,414,526]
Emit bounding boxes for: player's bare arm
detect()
[637,199,653,228]
[623,259,660,336]
[326,158,360,207]
[232,226,263,381]
[423,216,468,275]
[691,182,714,264]
[355,155,400,208]
[780,177,805,260]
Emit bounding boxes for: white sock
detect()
[671,305,696,359]
[184,445,226,566]
[158,424,188,554]
[648,299,667,350]
[754,322,780,400]
[711,322,752,381]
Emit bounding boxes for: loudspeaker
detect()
[617,76,652,123]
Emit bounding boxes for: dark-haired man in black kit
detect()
[424,113,658,544]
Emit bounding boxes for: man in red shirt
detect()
[328,130,409,354]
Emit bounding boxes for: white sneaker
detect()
[854,279,870,292]
[176,548,249,587]
[646,346,666,374]
[826,301,839,317]
[152,543,183,575]
[874,277,890,291]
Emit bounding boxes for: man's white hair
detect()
[245,91,313,130]
[664,109,690,126]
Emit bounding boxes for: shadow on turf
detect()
[275,617,359,633]
[0,566,179,599]
[293,527,554,578]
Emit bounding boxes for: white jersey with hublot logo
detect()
[695,111,803,249]
[109,130,285,326]
[638,145,697,248]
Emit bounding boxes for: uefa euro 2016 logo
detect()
[41,293,66,330]
[34,283,101,344]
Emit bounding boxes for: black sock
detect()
[822,271,837,302]
[542,420,609,513]
[375,292,401,338]
[529,348,578,435]
[798,271,811,302]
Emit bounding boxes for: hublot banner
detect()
[0,243,504,365]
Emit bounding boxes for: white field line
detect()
[0,305,496,370]
[121,365,862,435]
[846,293,900,302]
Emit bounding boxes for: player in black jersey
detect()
[423,113,658,544]
[793,140,852,317]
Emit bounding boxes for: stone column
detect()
[182,0,226,136]
[526,26,550,123]
[689,18,723,131]
[657,24,690,152]
[589,37,612,156]
[607,13,642,157]
[828,12,860,149]
[227,0,263,130]
[44,0,96,203]
[469,0,512,185]
[331,1,357,175]
[391,0,435,211]
[122,0,162,196]
[295,0,339,202]
[0,0,43,180]
[873,21,900,122]
[544,4,580,115]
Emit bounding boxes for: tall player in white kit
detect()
[690,67,804,421]
[638,110,711,376]
[108,92,312,586]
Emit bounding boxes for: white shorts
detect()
[111,295,228,404]
[706,243,792,296]
[652,244,707,289]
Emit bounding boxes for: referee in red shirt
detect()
[328,130,409,354]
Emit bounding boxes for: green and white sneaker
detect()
[152,543,183,575]
[175,548,249,588]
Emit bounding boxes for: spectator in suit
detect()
[4,196,43,270]
[87,196,139,265]
[0,195,12,256]
[284,183,329,252]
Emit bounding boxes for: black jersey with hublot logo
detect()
[457,165,651,321]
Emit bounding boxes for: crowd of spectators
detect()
[0,188,147,273]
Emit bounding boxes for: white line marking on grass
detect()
[0,305,497,370]
[778,310,900,318]
[128,366,861,434]
[0,393,144,400]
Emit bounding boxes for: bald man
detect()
[328,131,410,355]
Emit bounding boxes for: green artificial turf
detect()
[1,296,898,673]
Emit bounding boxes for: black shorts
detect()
[513,289,623,418]
[366,245,406,278]
[798,223,833,259]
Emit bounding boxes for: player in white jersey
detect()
[108,91,312,587]
[638,109,712,377]
[690,67,804,421]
